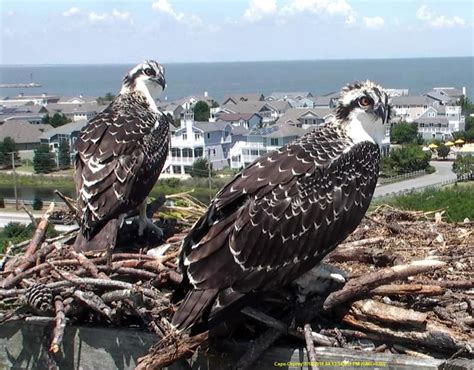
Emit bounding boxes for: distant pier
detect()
[0,82,42,88]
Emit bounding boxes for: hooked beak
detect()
[154,74,166,90]
[373,103,388,124]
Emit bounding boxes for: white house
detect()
[276,108,335,128]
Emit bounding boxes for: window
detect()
[270,138,279,146]
[251,150,259,156]
[195,133,201,140]
[172,166,181,174]
[194,147,203,157]
[182,133,187,140]
[182,148,192,157]
[184,166,192,174]
[171,148,181,157]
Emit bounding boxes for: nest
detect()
[0,197,473,369]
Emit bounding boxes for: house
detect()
[164,112,235,176]
[425,87,465,105]
[222,93,265,105]
[0,93,60,108]
[310,92,340,109]
[0,121,52,159]
[219,101,290,125]
[157,102,184,122]
[39,120,88,152]
[39,103,104,122]
[385,89,409,97]
[414,117,451,141]
[216,113,262,130]
[229,124,307,169]
[391,96,432,121]
[57,95,98,104]
[0,105,46,125]
[266,92,313,101]
[276,108,335,128]
[173,93,217,111]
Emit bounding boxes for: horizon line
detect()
[1,55,473,67]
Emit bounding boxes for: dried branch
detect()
[24,202,55,258]
[49,296,66,353]
[323,259,446,311]
[304,324,318,367]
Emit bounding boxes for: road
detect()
[374,161,456,198]
[0,211,77,232]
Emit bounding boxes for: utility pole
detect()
[207,152,212,203]
[11,152,19,210]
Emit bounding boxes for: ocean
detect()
[0,57,473,101]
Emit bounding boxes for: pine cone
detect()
[25,283,53,312]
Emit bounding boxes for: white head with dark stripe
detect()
[120,60,166,107]
[336,80,391,147]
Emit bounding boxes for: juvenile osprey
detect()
[172,81,391,330]
[74,60,170,252]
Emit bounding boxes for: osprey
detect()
[74,60,170,252]
[172,81,391,330]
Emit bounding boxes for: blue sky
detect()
[1,0,473,64]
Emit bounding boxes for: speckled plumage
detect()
[74,62,170,252]
[172,81,389,331]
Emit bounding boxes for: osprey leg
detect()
[137,199,163,237]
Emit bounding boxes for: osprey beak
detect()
[154,74,166,90]
[373,103,387,123]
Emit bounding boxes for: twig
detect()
[73,289,112,319]
[24,202,55,258]
[21,203,38,227]
[323,259,446,311]
[54,190,80,223]
[304,324,318,368]
[49,296,66,353]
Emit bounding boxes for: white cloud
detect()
[88,12,108,23]
[280,0,356,25]
[243,0,277,22]
[363,16,384,29]
[112,9,131,22]
[416,5,466,28]
[62,7,80,17]
[7,11,15,17]
[152,0,203,27]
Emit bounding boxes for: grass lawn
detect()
[373,182,474,223]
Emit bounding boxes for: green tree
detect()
[390,122,421,144]
[437,144,450,159]
[41,113,51,125]
[0,137,19,168]
[193,101,210,122]
[58,140,71,169]
[386,144,431,173]
[33,144,55,173]
[191,158,212,177]
[97,92,116,105]
[452,155,474,177]
[50,113,70,128]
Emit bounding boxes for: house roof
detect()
[216,112,261,122]
[413,117,449,124]
[391,96,430,106]
[222,93,264,105]
[194,121,231,133]
[265,100,291,112]
[174,95,216,106]
[249,124,307,138]
[0,121,52,144]
[276,108,335,124]
[42,103,103,115]
[57,96,98,104]
[222,102,270,114]
[40,120,88,139]
[432,87,464,97]
[231,126,250,136]
[310,96,335,106]
[268,92,313,100]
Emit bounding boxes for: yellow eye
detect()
[359,97,371,107]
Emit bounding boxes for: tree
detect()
[386,144,431,173]
[390,122,421,144]
[33,144,55,173]
[193,101,210,122]
[437,144,450,159]
[452,155,474,177]
[42,113,70,128]
[97,92,116,105]
[191,158,211,177]
[0,137,19,168]
[58,140,71,169]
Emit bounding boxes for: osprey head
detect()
[121,60,166,98]
[336,80,392,146]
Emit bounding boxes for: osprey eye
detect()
[359,97,371,108]
[144,68,154,76]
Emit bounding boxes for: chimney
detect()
[204,91,208,97]
[462,87,466,97]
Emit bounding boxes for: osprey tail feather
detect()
[74,219,119,252]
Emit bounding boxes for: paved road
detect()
[374,161,456,198]
[0,211,77,232]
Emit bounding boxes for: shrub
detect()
[386,144,431,174]
[33,198,43,210]
[452,155,474,177]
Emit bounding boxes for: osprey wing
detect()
[181,130,380,292]
[75,97,160,236]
